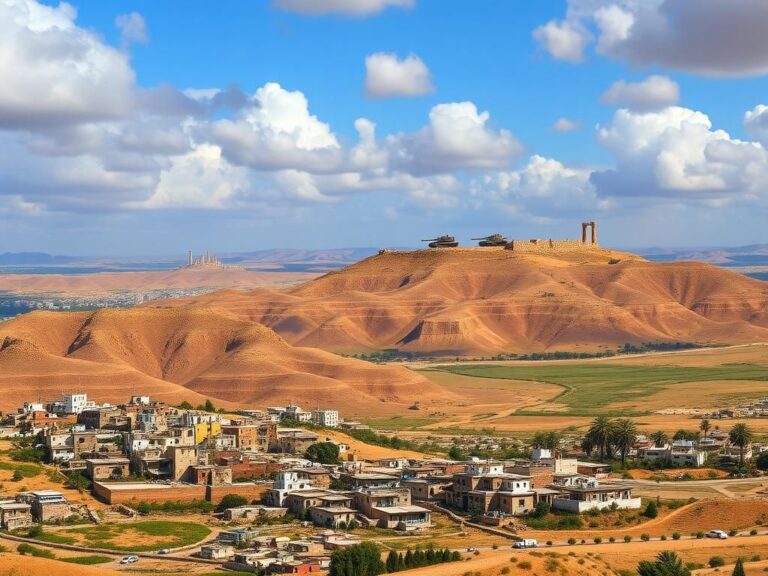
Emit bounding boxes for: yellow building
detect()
[194,420,222,444]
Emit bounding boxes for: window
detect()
[518,499,525,507]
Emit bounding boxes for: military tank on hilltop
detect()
[472,234,508,247]
[421,235,459,248]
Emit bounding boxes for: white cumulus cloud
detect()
[364,53,435,99]
[0,0,136,128]
[535,0,768,77]
[600,75,680,111]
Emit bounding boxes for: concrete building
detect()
[85,458,130,481]
[551,478,641,513]
[63,393,91,415]
[19,491,70,522]
[200,543,235,560]
[0,501,33,530]
[311,410,339,428]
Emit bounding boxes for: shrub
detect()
[751,529,758,536]
[491,543,498,550]
[708,556,725,568]
[500,568,510,575]
[729,529,738,537]
[216,494,248,512]
[643,500,658,519]
[695,531,704,539]
[517,561,532,570]
[12,470,23,482]
[594,537,602,544]
[640,533,650,541]
[608,536,615,543]
[660,534,667,541]
[623,535,632,543]
[546,540,552,546]
[567,538,576,545]
[672,532,681,540]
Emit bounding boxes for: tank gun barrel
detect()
[471,236,491,240]
[421,238,438,242]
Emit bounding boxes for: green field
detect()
[437,363,768,416]
[58,521,211,552]
[360,416,440,430]
[60,555,113,565]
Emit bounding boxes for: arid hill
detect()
[0,267,316,295]
[152,247,768,354]
[0,307,445,413]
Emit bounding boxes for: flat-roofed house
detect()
[0,501,32,530]
[551,478,641,513]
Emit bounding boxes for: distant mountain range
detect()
[2,244,768,270]
[635,245,768,266]
[0,252,81,265]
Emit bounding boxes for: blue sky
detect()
[2,0,768,255]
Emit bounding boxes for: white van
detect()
[513,539,538,549]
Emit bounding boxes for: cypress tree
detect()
[732,558,745,576]
[404,549,413,569]
[386,550,398,573]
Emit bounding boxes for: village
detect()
[0,392,767,574]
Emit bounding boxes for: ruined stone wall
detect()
[505,239,598,253]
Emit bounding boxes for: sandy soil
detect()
[398,535,768,575]
[0,307,445,413]
[0,267,316,295]
[626,468,729,480]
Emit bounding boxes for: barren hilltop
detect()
[152,246,768,354]
[0,307,444,412]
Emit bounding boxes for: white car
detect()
[706,530,728,539]
[119,555,139,564]
[513,539,538,549]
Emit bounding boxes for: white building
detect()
[63,393,92,415]
[311,409,339,428]
[551,477,641,513]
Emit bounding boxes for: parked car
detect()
[119,555,139,564]
[466,547,478,552]
[158,549,170,555]
[706,530,728,539]
[513,539,538,549]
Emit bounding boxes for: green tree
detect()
[447,446,464,460]
[530,500,551,519]
[756,451,768,471]
[586,416,614,460]
[732,558,746,576]
[700,418,711,440]
[65,472,91,493]
[177,401,193,410]
[386,550,398,573]
[650,431,669,448]
[611,418,638,467]
[216,493,248,512]
[330,542,385,576]
[643,500,658,519]
[729,423,754,466]
[12,469,23,482]
[204,399,215,412]
[305,442,341,464]
[637,551,691,576]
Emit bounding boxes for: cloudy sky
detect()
[3,0,768,255]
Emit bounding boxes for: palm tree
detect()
[700,418,711,440]
[650,430,668,448]
[580,435,594,457]
[611,418,639,468]
[729,423,754,467]
[637,551,691,576]
[587,416,614,460]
